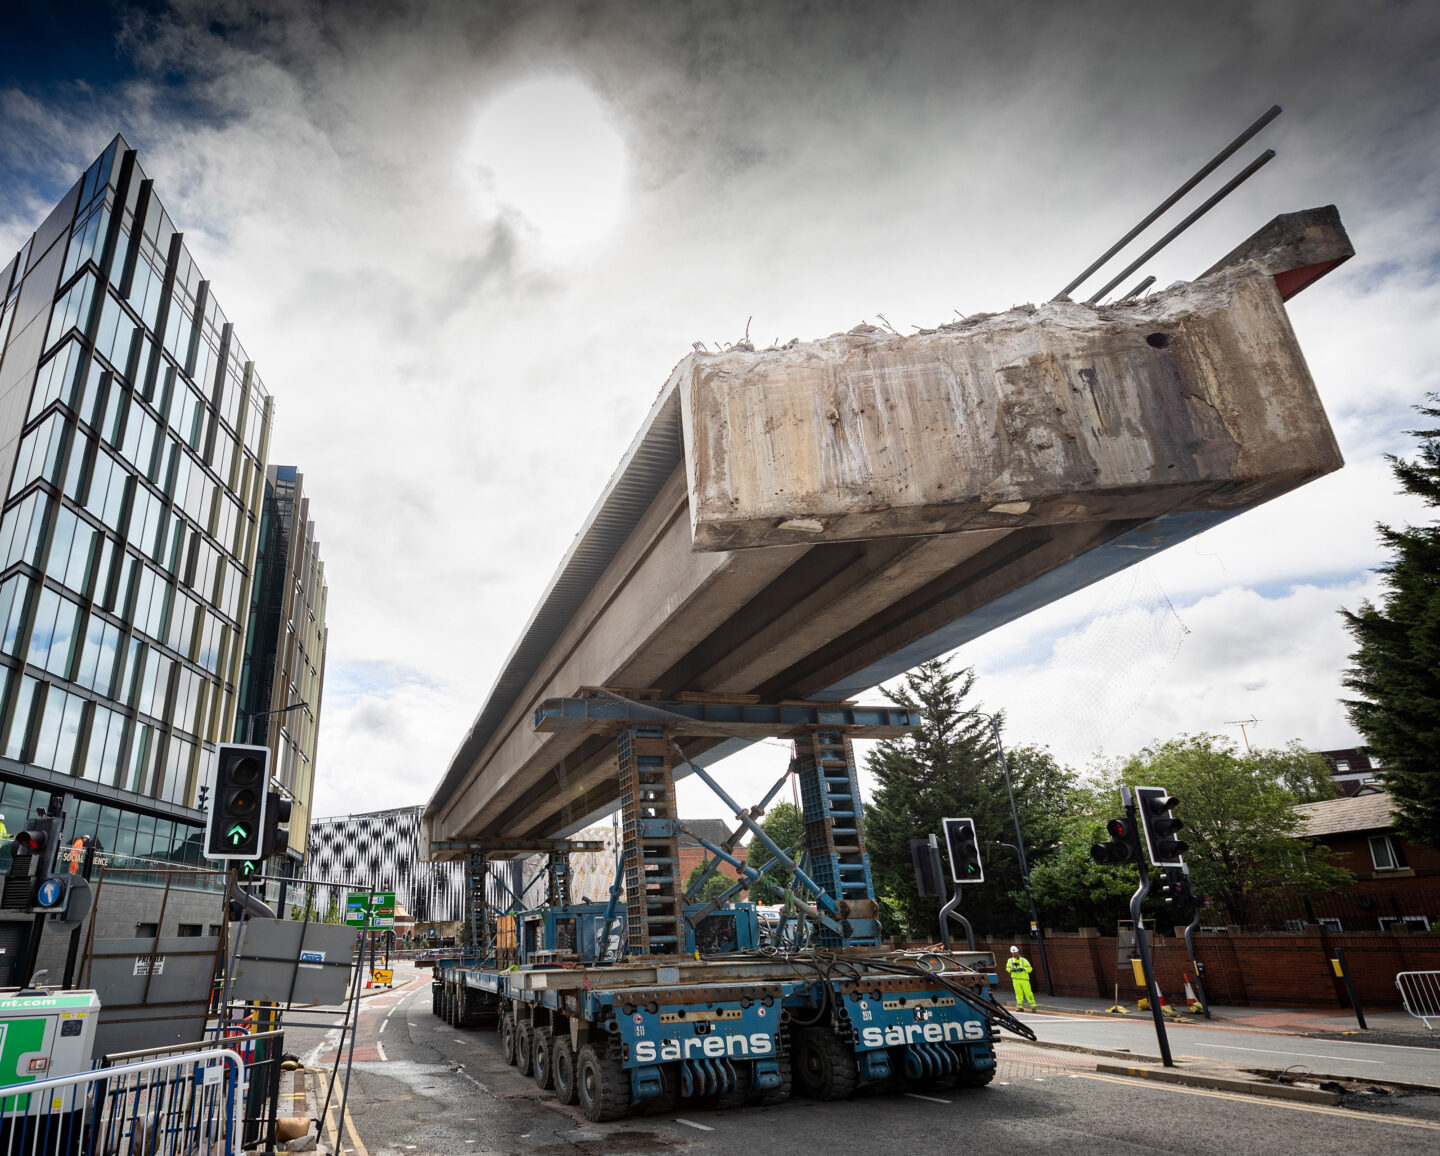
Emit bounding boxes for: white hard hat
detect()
[1009,945,1019,953]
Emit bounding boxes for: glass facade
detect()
[0,134,316,868]
[236,466,328,857]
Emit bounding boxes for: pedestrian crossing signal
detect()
[942,817,984,884]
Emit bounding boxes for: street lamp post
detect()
[977,713,1054,997]
[245,701,311,745]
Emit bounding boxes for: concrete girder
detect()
[425,214,1351,852]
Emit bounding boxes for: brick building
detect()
[1318,748,1384,796]
[1294,791,1439,932]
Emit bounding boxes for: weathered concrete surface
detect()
[681,265,1341,552]
[426,212,1350,848]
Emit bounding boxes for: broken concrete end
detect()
[680,263,1343,552]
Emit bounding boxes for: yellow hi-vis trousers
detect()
[1010,975,1035,1009]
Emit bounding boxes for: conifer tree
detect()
[1343,395,1440,846]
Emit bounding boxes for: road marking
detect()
[376,1041,388,1062]
[903,1092,951,1104]
[454,1038,466,1045]
[1196,1043,1382,1064]
[379,1020,388,1034]
[675,1119,715,1131]
[1077,1072,1440,1131]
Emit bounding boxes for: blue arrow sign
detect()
[36,878,63,909]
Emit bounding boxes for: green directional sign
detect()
[226,823,251,846]
[370,891,396,930]
[344,892,371,927]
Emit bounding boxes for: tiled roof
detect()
[1294,792,1395,837]
[679,819,736,847]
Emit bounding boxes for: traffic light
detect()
[204,743,270,861]
[262,790,293,858]
[1158,866,1197,912]
[942,817,984,883]
[2,812,62,909]
[1089,817,1140,865]
[910,834,945,898]
[1135,786,1188,867]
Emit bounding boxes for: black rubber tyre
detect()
[577,1042,630,1123]
[958,1063,997,1089]
[431,982,441,1016]
[533,1027,555,1090]
[516,1022,536,1077]
[749,1052,792,1106]
[792,1026,858,1101]
[499,1015,517,1066]
[711,1064,751,1110]
[552,1036,579,1106]
[637,1065,677,1115]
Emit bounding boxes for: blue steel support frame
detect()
[796,727,880,946]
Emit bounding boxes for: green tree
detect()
[1115,735,1350,925]
[1343,395,1440,846]
[685,859,738,903]
[864,659,1075,939]
[744,802,804,904]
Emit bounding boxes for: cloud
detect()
[1,2,1436,825]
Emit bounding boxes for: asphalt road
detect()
[279,968,1440,1156]
[1016,1010,1440,1084]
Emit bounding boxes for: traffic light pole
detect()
[1124,789,1174,1067]
[938,885,975,950]
[1182,908,1211,1018]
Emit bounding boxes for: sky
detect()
[1,1,1437,823]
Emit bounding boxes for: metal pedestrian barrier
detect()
[0,1048,245,1156]
[1396,970,1440,1030]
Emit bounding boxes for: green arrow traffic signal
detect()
[227,824,250,845]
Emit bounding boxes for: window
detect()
[10,413,69,497]
[1318,918,1342,932]
[1335,760,1350,773]
[1379,915,1430,932]
[134,923,158,939]
[1369,835,1408,872]
[176,924,202,938]
[0,492,50,570]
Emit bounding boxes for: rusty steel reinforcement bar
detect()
[1086,149,1277,302]
[1054,103,1282,300]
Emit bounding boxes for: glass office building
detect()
[0,134,308,868]
[237,464,328,859]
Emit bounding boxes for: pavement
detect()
[270,963,1440,1156]
[999,994,1439,1086]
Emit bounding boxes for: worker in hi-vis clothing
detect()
[1006,945,1037,1010]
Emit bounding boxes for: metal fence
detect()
[1397,970,1440,1030]
[0,1048,245,1156]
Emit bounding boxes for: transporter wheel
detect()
[711,1064,750,1110]
[637,1065,677,1116]
[958,1063,997,1089]
[533,1027,555,1090]
[552,1036,579,1106]
[516,1022,536,1076]
[792,1026,858,1101]
[577,1042,630,1123]
[431,982,442,1017]
[749,1052,792,1106]
[499,1015,518,1066]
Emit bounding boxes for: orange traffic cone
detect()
[1184,979,1203,1013]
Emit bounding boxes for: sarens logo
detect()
[860,1020,986,1048]
[632,1033,773,1063]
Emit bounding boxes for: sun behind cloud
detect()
[465,75,628,251]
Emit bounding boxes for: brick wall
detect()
[978,930,1440,1009]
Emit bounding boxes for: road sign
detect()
[370,892,396,929]
[343,893,370,927]
[35,878,64,909]
[371,968,393,986]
